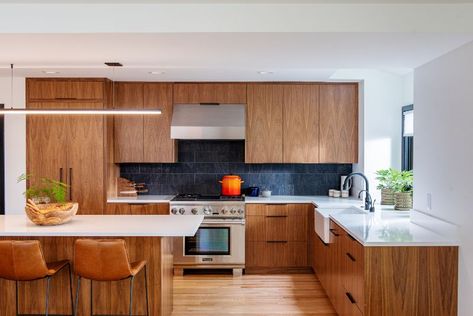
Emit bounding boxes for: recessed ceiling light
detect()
[258,71,274,75]
[149,71,165,75]
[43,71,59,74]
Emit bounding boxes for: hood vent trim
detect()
[171,104,245,140]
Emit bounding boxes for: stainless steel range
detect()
[170,194,245,276]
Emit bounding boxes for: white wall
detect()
[414,40,473,316]
[0,77,26,213]
[331,69,408,200]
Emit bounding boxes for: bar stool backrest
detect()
[74,239,133,281]
[0,240,49,281]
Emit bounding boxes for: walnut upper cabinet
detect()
[319,84,358,163]
[246,83,358,164]
[283,84,320,163]
[173,83,247,104]
[27,79,105,101]
[26,78,109,214]
[246,84,284,163]
[113,82,176,163]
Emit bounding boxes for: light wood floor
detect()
[172,273,337,316]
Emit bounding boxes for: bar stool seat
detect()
[0,240,74,316]
[73,239,149,316]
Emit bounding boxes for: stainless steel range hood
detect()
[171,104,245,140]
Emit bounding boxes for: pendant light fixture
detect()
[0,64,162,116]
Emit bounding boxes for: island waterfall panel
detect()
[0,236,173,316]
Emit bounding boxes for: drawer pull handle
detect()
[346,292,356,304]
[346,252,356,262]
[267,204,288,206]
[329,229,340,237]
[266,215,287,218]
[266,240,288,243]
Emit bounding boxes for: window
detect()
[402,105,413,171]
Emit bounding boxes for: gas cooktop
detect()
[171,194,245,202]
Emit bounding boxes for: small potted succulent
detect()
[392,170,414,210]
[375,168,396,205]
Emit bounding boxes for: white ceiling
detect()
[0,33,472,81]
[1,0,473,3]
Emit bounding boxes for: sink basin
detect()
[315,206,366,243]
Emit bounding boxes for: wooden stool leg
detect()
[144,266,149,316]
[68,264,74,316]
[129,276,135,316]
[15,281,19,316]
[90,280,93,316]
[74,277,81,316]
[45,276,51,316]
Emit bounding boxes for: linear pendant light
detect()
[1,64,162,116]
[0,108,162,115]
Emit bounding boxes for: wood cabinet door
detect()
[26,102,68,187]
[246,84,283,163]
[67,102,104,214]
[173,83,247,104]
[319,84,358,163]
[143,83,176,162]
[130,203,169,215]
[27,80,70,100]
[105,203,131,215]
[70,81,104,100]
[283,84,320,163]
[114,82,144,162]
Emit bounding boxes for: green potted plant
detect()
[375,168,396,205]
[18,173,68,204]
[392,170,414,210]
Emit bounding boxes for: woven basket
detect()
[394,192,413,210]
[25,200,79,226]
[381,188,395,205]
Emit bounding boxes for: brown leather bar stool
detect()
[0,240,73,316]
[73,239,149,316]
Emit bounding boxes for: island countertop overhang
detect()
[0,215,203,237]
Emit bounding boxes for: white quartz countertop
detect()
[107,195,175,203]
[0,215,203,237]
[245,195,364,208]
[329,208,459,246]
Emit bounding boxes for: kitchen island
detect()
[0,214,203,316]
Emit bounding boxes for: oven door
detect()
[173,219,245,266]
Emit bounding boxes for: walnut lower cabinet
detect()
[312,219,459,316]
[245,203,311,273]
[105,203,169,215]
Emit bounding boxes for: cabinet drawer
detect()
[27,79,104,100]
[246,215,265,241]
[265,204,288,216]
[265,216,288,241]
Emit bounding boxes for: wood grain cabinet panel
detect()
[283,84,320,163]
[143,83,176,162]
[318,219,459,316]
[26,102,68,188]
[246,204,311,271]
[319,84,358,163]
[26,79,109,215]
[130,203,169,215]
[113,82,145,162]
[105,203,131,215]
[67,102,105,214]
[246,84,283,163]
[27,79,105,101]
[173,83,247,104]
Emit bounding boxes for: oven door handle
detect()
[201,219,246,225]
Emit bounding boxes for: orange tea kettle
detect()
[219,175,244,196]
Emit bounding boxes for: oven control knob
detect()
[238,209,244,215]
[230,208,237,214]
[203,207,212,215]
[191,208,198,215]
[221,208,228,215]
[171,208,178,215]
[179,208,186,215]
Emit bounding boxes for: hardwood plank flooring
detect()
[172,273,337,316]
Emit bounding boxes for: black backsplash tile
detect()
[120,140,352,195]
